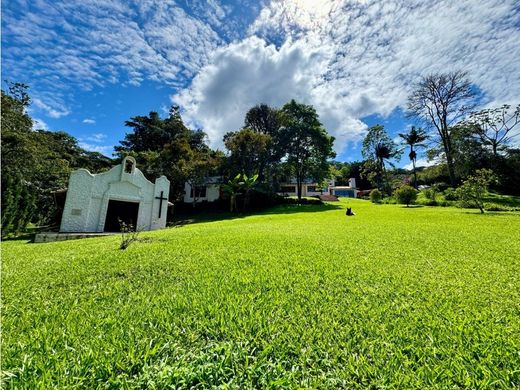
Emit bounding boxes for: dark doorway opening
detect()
[104,200,140,232]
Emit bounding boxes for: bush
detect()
[456,169,497,214]
[424,185,439,202]
[370,189,382,203]
[382,196,397,204]
[443,187,458,201]
[394,185,418,207]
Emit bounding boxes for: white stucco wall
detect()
[60,157,170,232]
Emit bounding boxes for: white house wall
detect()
[183,183,220,203]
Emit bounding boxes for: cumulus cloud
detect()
[175,0,520,154]
[78,133,111,155]
[87,133,107,142]
[82,118,96,124]
[173,36,368,153]
[3,0,519,156]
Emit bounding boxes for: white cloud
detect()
[4,0,519,156]
[173,36,368,154]
[404,158,436,171]
[2,0,223,116]
[174,0,520,155]
[78,142,113,156]
[32,98,70,118]
[82,118,96,124]
[32,118,49,130]
[80,133,107,143]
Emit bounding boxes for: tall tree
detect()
[407,71,476,186]
[243,104,283,185]
[362,125,401,193]
[223,128,271,177]
[244,104,280,136]
[116,107,213,202]
[398,126,428,188]
[464,104,520,156]
[279,100,335,201]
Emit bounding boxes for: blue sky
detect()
[3,0,520,166]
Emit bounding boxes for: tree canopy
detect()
[116,107,216,202]
[1,84,113,236]
[407,71,476,185]
[362,125,401,193]
[278,100,336,201]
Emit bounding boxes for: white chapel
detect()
[60,156,170,232]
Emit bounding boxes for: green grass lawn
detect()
[2,200,520,388]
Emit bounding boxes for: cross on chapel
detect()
[155,191,167,218]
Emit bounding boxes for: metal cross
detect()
[155,191,167,218]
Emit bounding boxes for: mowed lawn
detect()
[2,200,520,388]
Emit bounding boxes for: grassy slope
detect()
[2,200,520,388]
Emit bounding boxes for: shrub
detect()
[370,189,382,203]
[443,187,458,201]
[424,185,439,202]
[456,169,497,214]
[394,185,418,207]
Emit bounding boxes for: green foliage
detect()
[398,126,428,188]
[239,173,259,212]
[407,71,476,186]
[443,187,459,201]
[423,185,439,202]
[223,128,271,178]
[362,125,401,194]
[1,173,37,237]
[330,161,371,189]
[116,107,213,202]
[1,85,113,235]
[220,173,259,213]
[457,168,497,213]
[221,174,243,212]
[2,200,519,387]
[369,188,382,203]
[278,100,335,201]
[394,185,418,207]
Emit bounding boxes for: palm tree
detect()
[399,126,428,189]
[375,143,399,194]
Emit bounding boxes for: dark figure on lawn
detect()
[346,207,355,216]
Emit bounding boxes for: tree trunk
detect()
[296,171,303,203]
[439,130,456,187]
[439,116,457,187]
[412,158,417,189]
[244,189,250,212]
[445,152,456,187]
[230,194,236,212]
[382,163,390,195]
